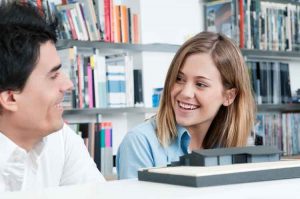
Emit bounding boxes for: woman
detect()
[117,31,256,179]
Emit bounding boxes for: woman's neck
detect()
[187,124,210,151]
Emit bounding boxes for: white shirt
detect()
[0,124,105,192]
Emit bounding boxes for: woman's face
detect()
[171,53,227,132]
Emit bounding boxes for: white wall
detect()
[141,52,174,107]
[103,112,155,154]
[60,0,300,156]
[102,114,128,155]
[139,0,203,44]
[289,62,300,95]
[139,0,204,107]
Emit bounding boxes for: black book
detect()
[133,69,144,105]
[94,123,101,171]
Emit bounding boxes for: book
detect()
[139,160,300,187]
[246,60,291,105]
[94,0,106,40]
[133,69,144,106]
[113,4,121,43]
[120,4,129,43]
[94,50,108,108]
[132,13,139,44]
[77,0,101,41]
[205,0,233,38]
[56,3,89,40]
[106,55,127,107]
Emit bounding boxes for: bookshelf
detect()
[257,104,300,112]
[242,49,300,61]
[53,0,199,178]
[64,107,157,115]
[58,40,300,111]
[51,0,300,175]
[57,39,300,59]
[203,0,300,156]
[63,104,300,117]
[56,40,180,53]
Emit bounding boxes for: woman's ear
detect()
[0,91,18,112]
[223,88,237,106]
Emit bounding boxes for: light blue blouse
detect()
[116,117,191,179]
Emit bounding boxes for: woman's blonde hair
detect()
[156,31,256,148]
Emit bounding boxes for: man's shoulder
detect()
[46,123,78,142]
[44,123,84,157]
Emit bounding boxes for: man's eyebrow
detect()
[48,64,62,74]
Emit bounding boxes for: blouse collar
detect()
[176,125,191,154]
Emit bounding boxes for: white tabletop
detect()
[1,178,300,199]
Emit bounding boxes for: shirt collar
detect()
[176,125,191,154]
[31,137,47,159]
[0,132,47,163]
[0,132,48,191]
[150,117,191,154]
[0,132,23,165]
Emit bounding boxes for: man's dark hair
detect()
[0,1,57,93]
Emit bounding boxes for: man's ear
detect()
[223,88,237,106]
[0,91,18,112]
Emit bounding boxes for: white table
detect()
[1,178,300,199]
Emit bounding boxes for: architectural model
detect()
[170,145,282,167]
[138,146,300,187]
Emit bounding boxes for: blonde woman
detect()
[117,31,256,179]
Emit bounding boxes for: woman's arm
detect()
[117,130,154,179]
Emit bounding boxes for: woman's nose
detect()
[180,83,195,99]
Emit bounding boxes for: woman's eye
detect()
[196,82,207,87]
[176,76,183,82]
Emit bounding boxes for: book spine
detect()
[87,62,94,108]
[104,0,112,42]
[76,55,84,108]
[66,9,78,39]
[120,4,129,43]
[132,14,139,44]
[239,0,244,48]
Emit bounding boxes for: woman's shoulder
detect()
[121,117,159,145]
[127,118,157,137]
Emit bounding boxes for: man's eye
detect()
[50,73,59,80]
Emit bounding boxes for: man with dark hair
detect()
[0,2,105,192]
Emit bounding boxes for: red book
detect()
[66,9,78,40]
[239,0,244,48]
[133,14,139,44]
[104,0,112,42]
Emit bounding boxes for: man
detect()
[0,2,105,192]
